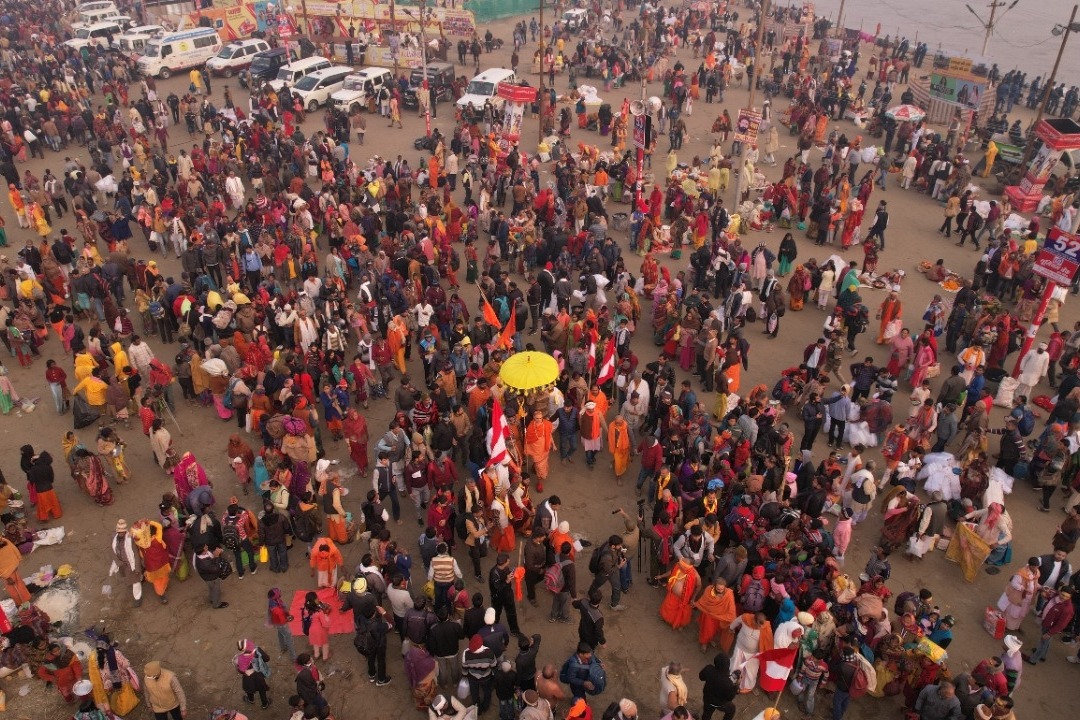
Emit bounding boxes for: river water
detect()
[805,0,1080,86]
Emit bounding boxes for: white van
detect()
[137,27,223,79]
[115,25,164,58]
[268,55,332,93]
[331,67,393,112]
[206,38,270,77]
[65,20,126,51]
[73,1,121,28]
[456,68,517,110]
[291,65,355,111]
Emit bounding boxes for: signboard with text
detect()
[1033,227,1080,286]
[633,114,652,150]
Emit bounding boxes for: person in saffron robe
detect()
[387,314,409,374]
[489,486,516,552]
[695,578,737,652]
[608,414,631,485]
[133,520,172,604]
[658,556,700,629]
[876,291,902,344]
[729,611,774,692]
[342,408,370,474]
[309,537,343,588]
[579,401,607,469]
[525,409,555,492]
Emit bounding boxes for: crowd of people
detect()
[1,0,1080,719]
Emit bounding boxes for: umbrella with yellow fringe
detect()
[499,351,560,396]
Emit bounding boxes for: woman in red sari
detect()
[659,556,700,629]
[641,252,659,294]
[840,198,864,248]
[342,408,369,474]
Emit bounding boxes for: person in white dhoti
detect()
[729,611,774,693]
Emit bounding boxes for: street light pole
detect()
[538,1,545,147]
[731,0,769,207]
[389,0,399,79]
[1016,4,1078,174]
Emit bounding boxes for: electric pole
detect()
[966,0,1020,56]
[731,0,769,207]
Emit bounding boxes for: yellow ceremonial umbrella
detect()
[499,351,559,394]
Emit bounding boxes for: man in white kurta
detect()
[1016,342,1051,399]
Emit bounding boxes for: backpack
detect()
[222,515,242,551]
[353,615,376,657]
[848,657,875,698]
[742,577,766,612]
[293,508,319,542]
[283,417,307,436]
[1018,407,1036,437]
[587,660,607,695]
[544,560,569,593]
[588,546,605,574]
[222,379,236,410]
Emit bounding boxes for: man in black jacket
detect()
[515,634,542,691]
[489,552,521,635]
[699,653,738,720]
[356,606,391,685]
[573,590,607,650]
[429,606,464,687]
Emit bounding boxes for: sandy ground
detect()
[2,7,1078,719]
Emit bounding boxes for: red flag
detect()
[587,341,597,372]
[754,647,798,693]
[497,306,516,349]
[482,297,502,327]
[596,339,617,385]
[487,397,508,466]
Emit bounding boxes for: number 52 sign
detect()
[1034,227,1080,286]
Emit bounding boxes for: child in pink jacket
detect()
[833,507,854,562]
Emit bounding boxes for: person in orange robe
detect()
[489,487,516,553]
[309,537,343,589]
[658,557,700,629]
[695,578,738,652]
[387,315,409,374]
[0,536,30,605]
[608,414,631,484]
[38,643,83,702]
[524,409,555,492]
[876,291,903,344]
[587,385,609,416]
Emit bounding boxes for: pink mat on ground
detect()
[287,586,355,636]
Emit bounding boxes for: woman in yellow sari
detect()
[608,414,631,485]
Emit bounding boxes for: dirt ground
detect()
[2,6,1078,719]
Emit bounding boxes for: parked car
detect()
[402,61,456,109]
[206,38,270,77]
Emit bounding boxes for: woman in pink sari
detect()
[172,452,209,505]
[909,336,938,388]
